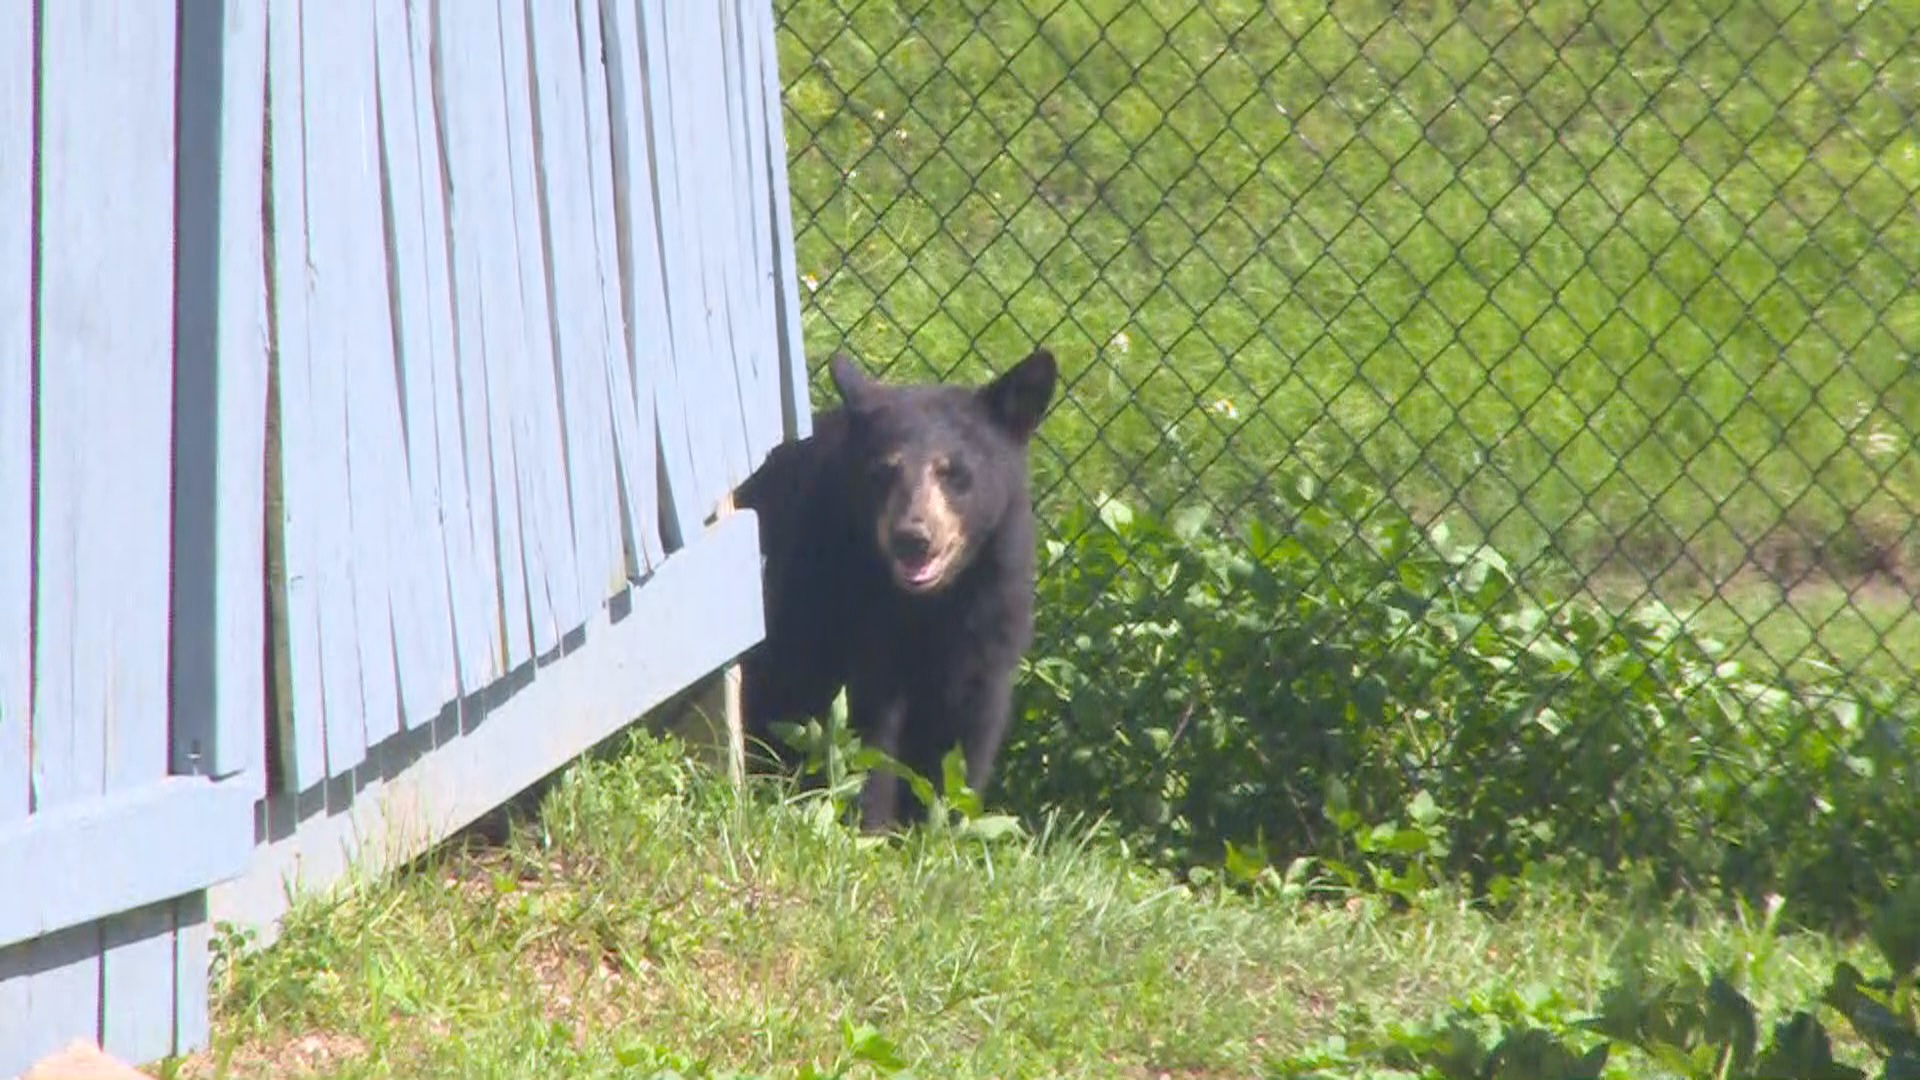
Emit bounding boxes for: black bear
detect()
[734,347,1059,831]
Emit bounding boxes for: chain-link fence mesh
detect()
[772,0,1920,923]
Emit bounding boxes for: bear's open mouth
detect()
[893,547,954,592]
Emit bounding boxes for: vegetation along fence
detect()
[774,0,1920,929]
[0,0,806,1072]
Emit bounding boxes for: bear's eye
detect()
[938,459,972,493]
[865,458,901,487]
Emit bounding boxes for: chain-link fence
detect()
[772,0,1920,924]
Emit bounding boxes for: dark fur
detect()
[734,348,1058,831]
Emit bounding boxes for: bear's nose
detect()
[890,525,933,563]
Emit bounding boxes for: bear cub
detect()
[734,347,1059,832]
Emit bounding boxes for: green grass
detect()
[1587,572,1920,687]
[772,0,1920,679]
[182,733,1884,1079]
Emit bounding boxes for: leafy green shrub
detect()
[1282,880,1920,1079]
[997,471,1920,927]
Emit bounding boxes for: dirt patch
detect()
[172,1030,368,1080]
[1580,557,1920,620]
[1362,485,1920,623]
[1746,515,1916,596]
[521,936,641,1049]
[1570,508,1918,610]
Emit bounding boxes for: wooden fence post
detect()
[650,492,749,789]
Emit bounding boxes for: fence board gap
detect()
[436,0,532,674]
[529,0,622,616]
[679,3,754,493]
[496,0,578,653]
[266,0,331,792]
[211,0,272,788]
[660,1,734,510]
[749,0,811,442]
[412,0,497,696]
[628,0,704,542]
[723,6,766,481]
[375,0,458,730]
[706,0,764,474]
[304,0,403,753]
[642,0,729,518]
[0,0,33,825]
[595,0,671,568]
[571,0,653,585]
[732,0,787,465]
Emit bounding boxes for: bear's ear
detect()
[980,348,1057,442]
[828,351,876,412]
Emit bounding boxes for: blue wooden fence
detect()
[0,0,808,1072]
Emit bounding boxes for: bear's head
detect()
[828,348,1058,596]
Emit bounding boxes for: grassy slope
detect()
[184,734,1874,1080]
[774,0,1920,681]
